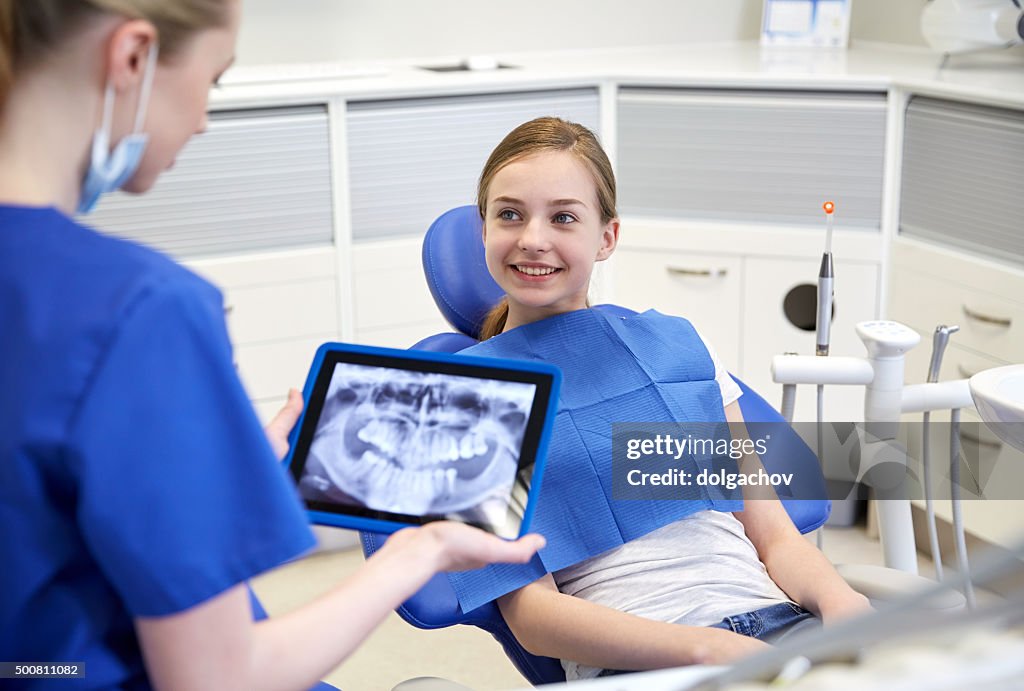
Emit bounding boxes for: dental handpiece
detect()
[922,324,960,582]
[927,325,960,383]
[929,325,973,606]
[816,201,835,356]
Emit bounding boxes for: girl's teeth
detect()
[518,266,556,276]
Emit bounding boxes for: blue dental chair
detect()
[360,206,833,686]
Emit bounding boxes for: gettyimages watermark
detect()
[611,421,1024,501]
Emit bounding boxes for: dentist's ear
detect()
[595,218,620,261]
[105,19,158,92]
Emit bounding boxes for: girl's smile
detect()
[511,262,562,280]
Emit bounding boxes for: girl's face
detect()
[482,150,618,331]
[122,3,240,193]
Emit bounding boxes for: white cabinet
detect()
[887,95,1024,553]
[889,245,1024,365]
[610,250,743,371]
[86,105,334,258]
[743,257,877,421]
[186,247,341,424]
[616,88,887,231]
[346,88,601,242]
[889,236,1024,550]
[900,96,1024,267]
[351,238,449,348]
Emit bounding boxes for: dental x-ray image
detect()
[298,363,537,531]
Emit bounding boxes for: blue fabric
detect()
[447,309,743,612]
[0,205,316,689]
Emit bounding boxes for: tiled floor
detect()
[249,520,976,691]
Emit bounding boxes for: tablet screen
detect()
[287,345,558,538]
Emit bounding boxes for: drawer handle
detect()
[666,266,728,278]
[224,304,235,315]
[962,305,1011,327]
[959,426,1002,449]
[956,364,982,379]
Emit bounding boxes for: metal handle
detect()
[956,363,983,379]
[666,266,728,278]
[962,305,1012,327]
[959,426,1002,449]
[224,304,235,315]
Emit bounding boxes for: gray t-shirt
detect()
[551,331,791,681]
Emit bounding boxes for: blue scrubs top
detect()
[0,205,316,689]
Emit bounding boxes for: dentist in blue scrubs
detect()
[0,1,543,689]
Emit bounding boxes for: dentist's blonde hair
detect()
[0,0,230,108]
[476,117,617,340]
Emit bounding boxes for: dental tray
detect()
[284,342,560,539]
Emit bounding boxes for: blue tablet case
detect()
[284,342,561,538]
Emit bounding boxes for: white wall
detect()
[850,0,928,47]
[238,0,1021,66]
[237,0,763,65]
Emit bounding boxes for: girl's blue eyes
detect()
[497,210,577,224]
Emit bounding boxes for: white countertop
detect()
[211,40,1024,109]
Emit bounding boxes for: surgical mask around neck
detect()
[77,43,158,215]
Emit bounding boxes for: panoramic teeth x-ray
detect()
[300,364,536,521]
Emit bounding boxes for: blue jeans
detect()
[596,602,819,677]
[706,601,819,644]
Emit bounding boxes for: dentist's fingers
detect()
[385,522,546,573]
[265,388,304,460]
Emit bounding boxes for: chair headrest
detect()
[422,206,504,340]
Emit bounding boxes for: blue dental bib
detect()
[447,309,743,612]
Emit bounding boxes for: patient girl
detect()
[466,117,872,679]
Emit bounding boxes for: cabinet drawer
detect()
[355,319,452,350]
[907,404,1024,547]
[186,247,340,346]
[223,278,338,345]
[889,268,1024,364]
[252,397,287,426]
[903,341,1008,388]
[902,341,1024,548]
[352,239,444,332]
[235,337,326,401]
[609,250,742,372]
[743,257,879,422]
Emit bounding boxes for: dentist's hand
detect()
[265,388,304,460]
[382,522,546,573]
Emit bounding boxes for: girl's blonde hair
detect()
[476,116,617,340]
[0,0,230,109]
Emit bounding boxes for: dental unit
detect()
[771,201,995,607]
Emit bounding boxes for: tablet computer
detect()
[285,342,561,539]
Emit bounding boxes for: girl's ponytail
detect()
[478,298,509,341]
[0,0,16,111]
